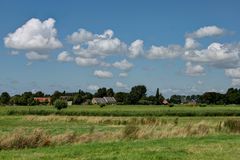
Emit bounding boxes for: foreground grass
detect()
[2,105,240,117]
[0,135,240,160]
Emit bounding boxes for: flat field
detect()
[0,105,240,159]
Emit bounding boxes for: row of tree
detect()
[169,88,240,105]
[1,86,240,106]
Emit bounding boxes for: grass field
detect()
[0,105,240,159]
[1,135,240,160]
[2,104,240,116]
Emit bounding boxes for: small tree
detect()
[0,92,10,105]
[54,99,67,110]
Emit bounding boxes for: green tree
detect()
[225,88,240,104]
[155,88,164,105]
[94,88,107,97]
[128,85,147,104]
[114,92,128,104]
[51,91,62,104]
[73,94,83,105]
[54,99,68,110]
[106,88,114,97]
[34,91,44,97]
[170,95,182,104]
[0,92,10,105]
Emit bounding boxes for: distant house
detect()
[103,97,117,104]
[34,97,51,103]
[188,100,197,106]
[92,97,116,105]
[162,99,169,105]
[92,98,106,104]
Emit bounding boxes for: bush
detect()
[168,104,174,107]
[54,99,68,110]
[99,104,106,108]
[199,104,207,107]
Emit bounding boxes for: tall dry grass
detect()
[1,118,240,150]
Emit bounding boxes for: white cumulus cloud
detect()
[128,39,144,58]
[119,72,128,77]
[70,29,127,58]
[146,45,184,59]
[116,81,128,89]
[187,26,225,39]
[4,18,62,50]
[185,62,205,76]
[57,51,74,62]
[185,38,199,49]
[87,84,100,91]
[75,57,99,66]
[93,70,113,78]
[231,79,240,87]
[184,43,240,68]
[225,68,240,78]
[25,51,49,61]
[4,18,62,61]
[68,28,94,44]
[112,59,133,70]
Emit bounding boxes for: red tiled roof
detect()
[34,97,51,103]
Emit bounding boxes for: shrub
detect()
[99,104,106,108]
[199,104,207,107]
[168,104,174,107]
[54,99,68,110]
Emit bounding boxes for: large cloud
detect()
[69,29,127,58]
[112,59,133,70]
[93,70,113,78]
[184,43,240,68]
[184,26,225,49]
[4,18,62,61]
[4,18,62,50]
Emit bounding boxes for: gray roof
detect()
[92,97,116,104]
[103,97,116,103]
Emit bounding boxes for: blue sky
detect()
[1,0,240,97]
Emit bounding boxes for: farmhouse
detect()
[92,97,116,104]
[34,97,51,103]
[162,99,169,105]
[103,97,117,104]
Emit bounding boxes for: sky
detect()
[1,0,240,97]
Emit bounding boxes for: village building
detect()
[92,97,116,104]
[162,99,169,105]
[34,97,51,103]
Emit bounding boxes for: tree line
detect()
[0,86,240,106]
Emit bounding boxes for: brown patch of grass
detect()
[0,128,50,150]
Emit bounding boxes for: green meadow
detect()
[0,105,240,159]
